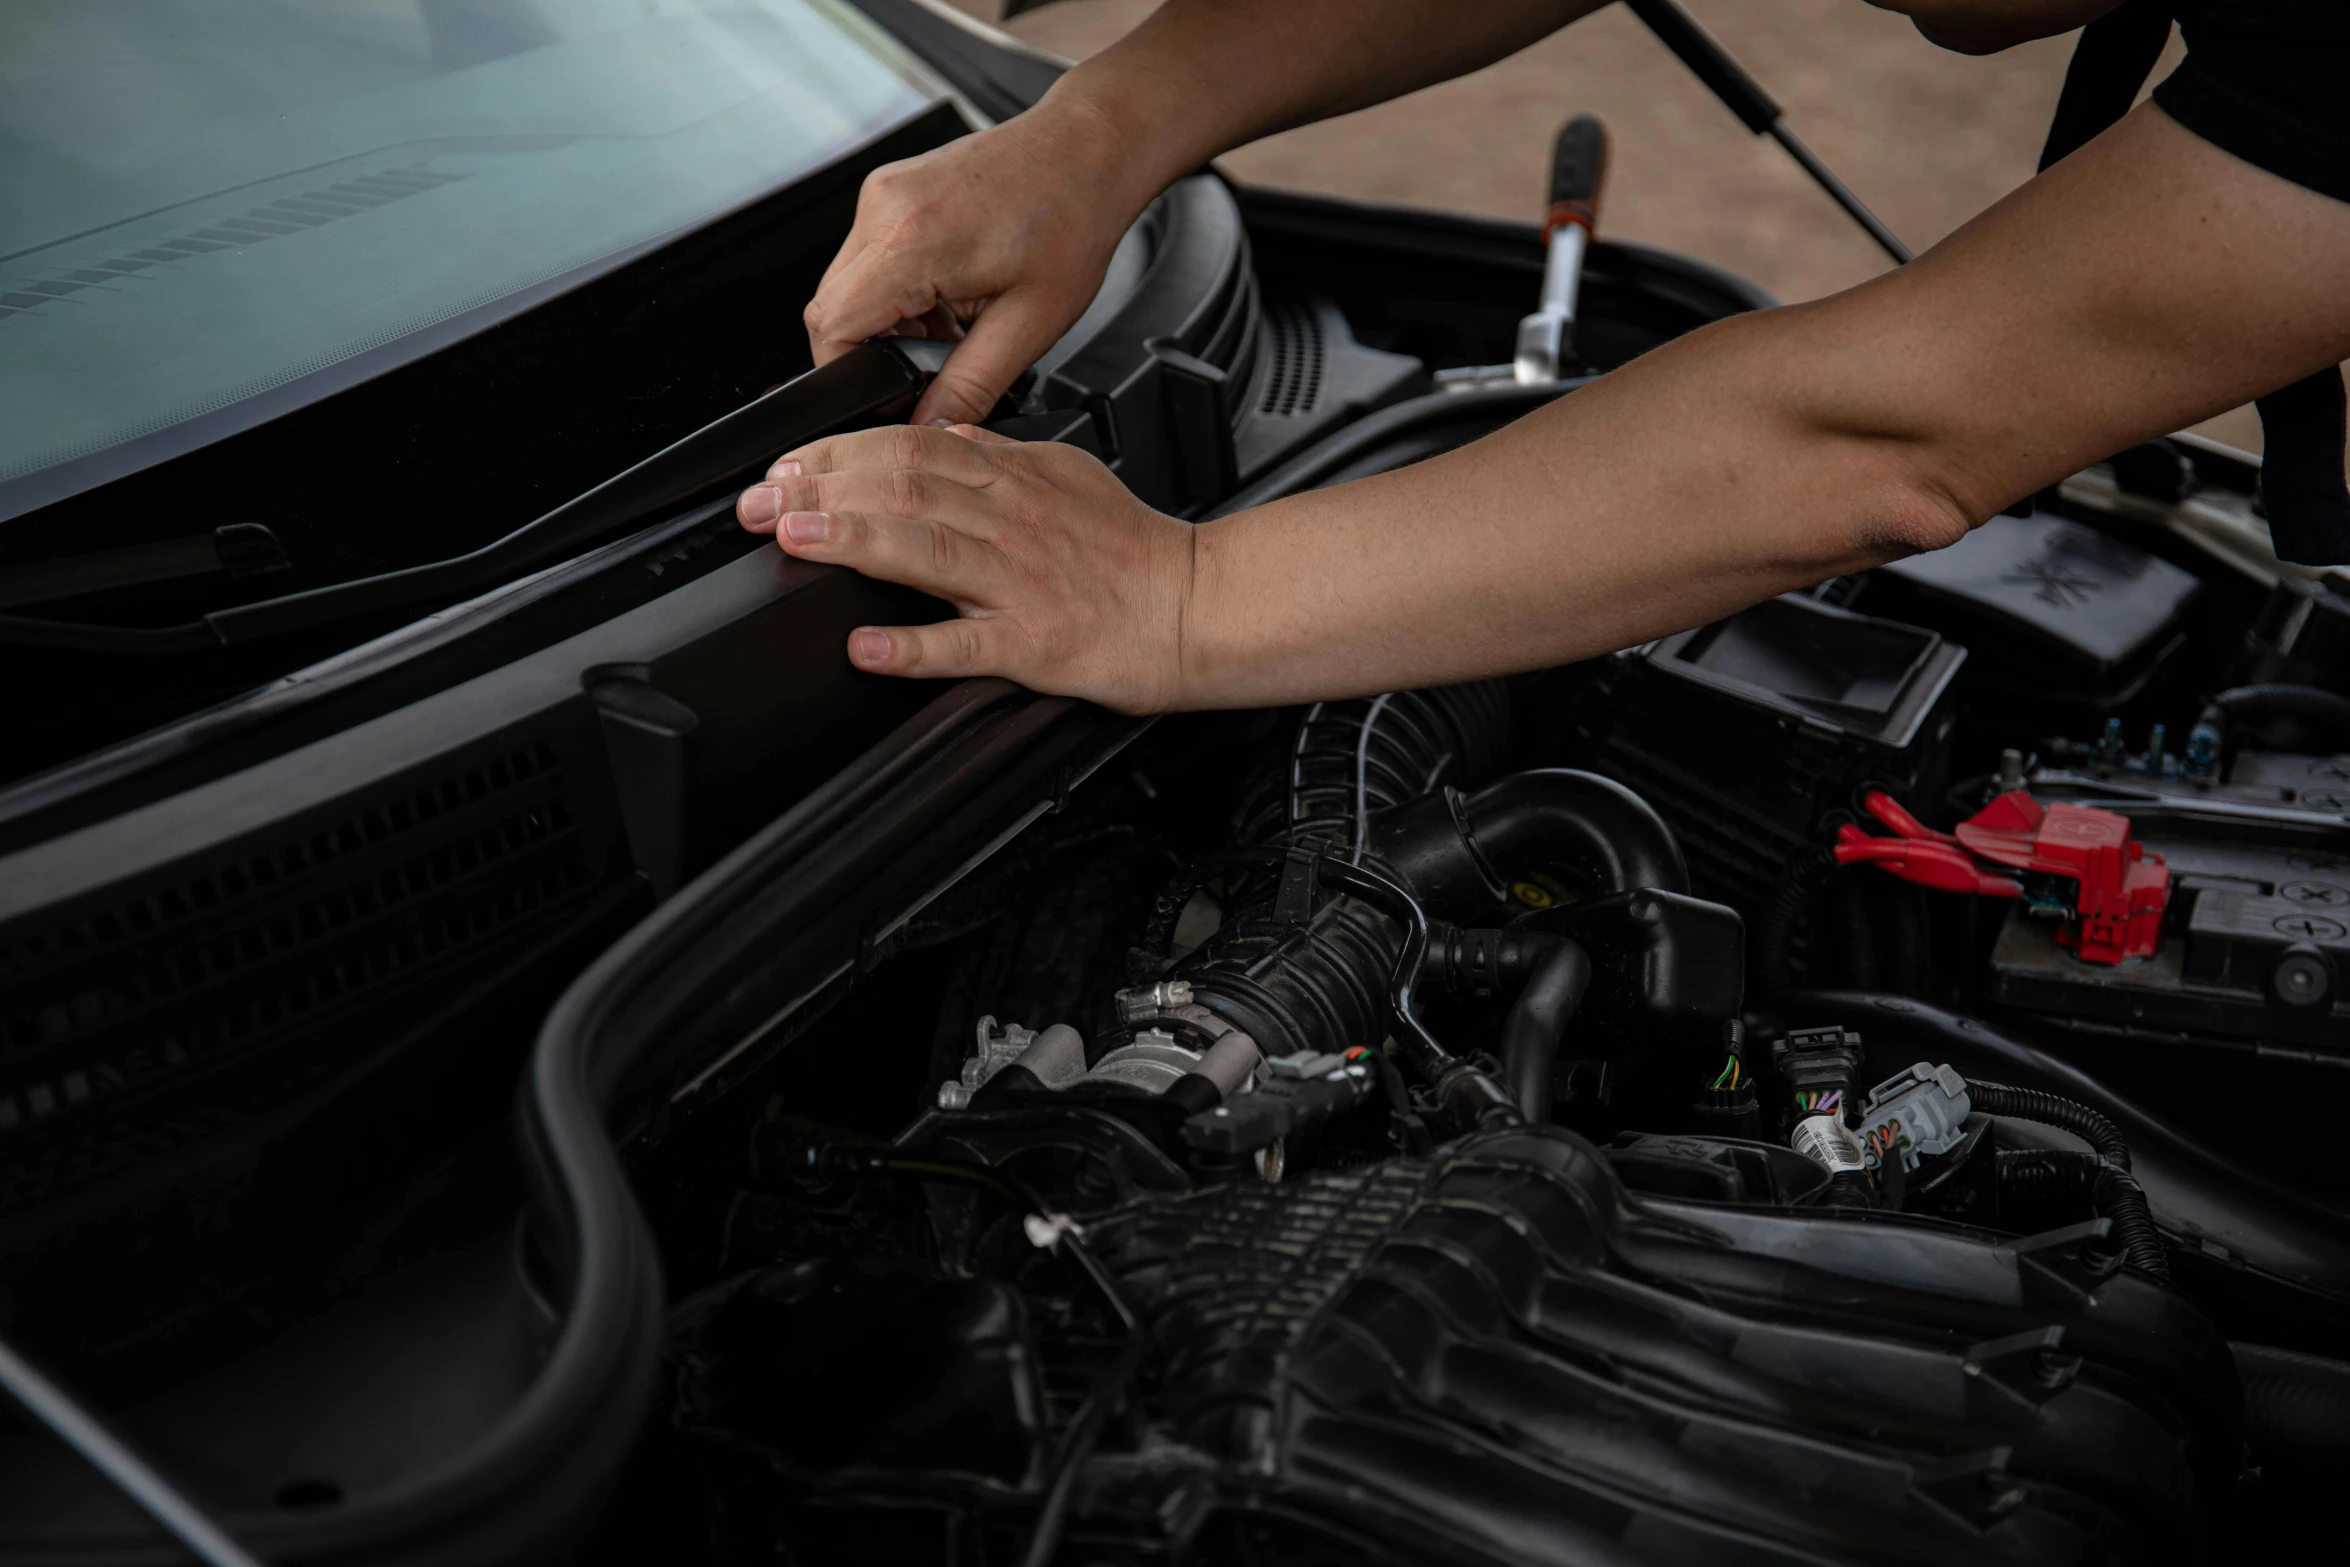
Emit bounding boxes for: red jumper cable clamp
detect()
[1832,790,2170,964]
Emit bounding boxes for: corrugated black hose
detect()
[1754,844,1838,996]
[1972,1080,2168,1279]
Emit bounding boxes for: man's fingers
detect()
[770,504,1007,604]
[761,422,1011,487]
[846,618,1006,680]
[910,293,1067,427]
[803,239,950,365]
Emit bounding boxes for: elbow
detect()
[1847,463,1981,563]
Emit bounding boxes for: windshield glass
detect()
[0,0,939,522]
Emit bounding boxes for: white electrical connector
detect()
[1023,1211,1085,1251]
[1790,1113,1868,1176]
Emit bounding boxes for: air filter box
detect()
[1586,593,1965,918]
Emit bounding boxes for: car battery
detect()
[1851,512,2200,727]
[1582,591,1966,920]
[1991,747,2350,1055]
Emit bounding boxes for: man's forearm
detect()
[1035,0,1602,211]
[1177,104,2350,709]
[1180,306,1962,707]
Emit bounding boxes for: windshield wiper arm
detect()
[0,338,939,655]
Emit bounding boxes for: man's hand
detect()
[804,104,1155,428]
[736,426,1197,713]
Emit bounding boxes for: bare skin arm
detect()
[745,104,2350,713]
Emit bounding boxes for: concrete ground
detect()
[944,0,2263,453]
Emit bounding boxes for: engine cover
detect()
[683,1126,2237,1566]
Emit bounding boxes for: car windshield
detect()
[0,0,939,523]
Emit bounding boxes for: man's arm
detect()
[747,104,2350,712]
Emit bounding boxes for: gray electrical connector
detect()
[1856,1062,1973,1172]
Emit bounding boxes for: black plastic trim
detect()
[848,0,1068,123]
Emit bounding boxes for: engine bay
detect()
[6,87,2349,1565]
[600,462,2350,1565]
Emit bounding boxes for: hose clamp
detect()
[1445,785,1511,904]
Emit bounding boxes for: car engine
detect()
[616,500,2350,1566]
[9,10,2348,1566]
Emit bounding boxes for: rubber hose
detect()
[2204,683,2350,760]
[1497,935,1592,1122]
[1373,768,1688,919]
[1970,1078,2167,1279]
[1236,683,1513,850]
[2230,1341,2350,1470]
[1464,769,1688,898]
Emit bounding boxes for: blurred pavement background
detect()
[943,0,2261,453]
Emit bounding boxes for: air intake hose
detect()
[1120,687,1687,1130]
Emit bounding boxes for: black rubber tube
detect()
[2200,683,2350,762]
[1313,853,1523,1133]
[1374,768,1688,918]
[2231,1341,2350,1470]
[1498,934,1592,1121]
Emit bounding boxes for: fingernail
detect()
[921,416,957,429]
[784,510,831,545]
[741,485,782,525]
[771,458,802,478]
[849,629,891,666]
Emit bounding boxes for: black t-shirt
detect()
[2156,1,2350,204]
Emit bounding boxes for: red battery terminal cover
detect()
[1833,789,2170,964]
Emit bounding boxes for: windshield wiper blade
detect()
[0,339,935,655]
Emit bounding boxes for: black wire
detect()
[1968,1080,2168,1280]
[1018,1298,1143,1567]
[821,1148,1144,1567]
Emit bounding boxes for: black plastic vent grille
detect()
[1597,742,1804,912]
[1257,299,1326,419]
[0,738,597,1164]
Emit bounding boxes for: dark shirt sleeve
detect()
[2154,2,2350,204]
